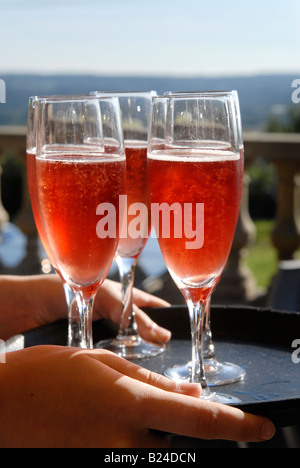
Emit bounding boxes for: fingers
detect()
[93,280,171,332]
[74,349,275,444]
[134,306,171,343]
[95,350,275,443]
[132,287,170,308]
[140,431,170,449]
[88,349,202,398]
[195,402,276,442]
[141,390,276,443]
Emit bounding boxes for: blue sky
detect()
[1,0,299,76]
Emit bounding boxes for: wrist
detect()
[0,275,66,340]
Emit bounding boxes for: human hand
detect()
[93,279,171,343]
[0,346,275,448]
[0,275,171,344]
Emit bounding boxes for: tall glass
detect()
[202,90,246,385]
[34,96,126,348]
[163,90,246,386]
[93,91,165,359]
[27,96,84,348]
[148,94,243,403]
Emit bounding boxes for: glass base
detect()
[164,360,246,387]
[201,388,242,405]
[95,336,166,360]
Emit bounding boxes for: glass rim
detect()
[29,94,120,104]
[91,90,157,97]
[163,90,238,96]
[155,91,237,100]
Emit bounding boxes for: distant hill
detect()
[0,73,297,130]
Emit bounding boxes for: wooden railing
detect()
[0,126,299,305]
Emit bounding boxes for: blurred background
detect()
[0,0,299,310]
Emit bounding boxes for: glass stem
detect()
[203,297,216,360]
[115,256,139,340]
[81,294,94,349]
[66,283,94,349]
[187,299,211,397]
[64,283,83,348]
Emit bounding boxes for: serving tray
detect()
[6,305,300,433]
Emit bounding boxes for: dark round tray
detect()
[7,305,300,429]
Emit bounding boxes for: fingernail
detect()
[176,382,202,394]
[152,325,171,342]
[260,421,276,441]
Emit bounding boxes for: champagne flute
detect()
[93,91,165,359]
[202,90,246,385]
[148,93,243,403]
[163,90,246,386]
[27,96,91,348]
[35,96,126,348]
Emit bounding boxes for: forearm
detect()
[0,275,67,340]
